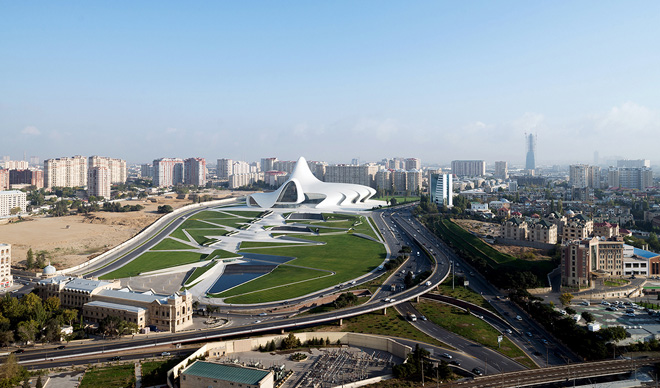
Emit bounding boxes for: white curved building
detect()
[247,157,378,209]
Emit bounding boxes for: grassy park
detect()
[213,233,386,303]
[100,251,209,279]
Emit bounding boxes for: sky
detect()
[2,1,660,166]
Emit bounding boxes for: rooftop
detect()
[633,247,660,259]
[182,362,271,384]
[85,300,147,313]
[97,289,170,304]
[63,278,112,293]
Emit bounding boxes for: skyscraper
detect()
[525,133,536,171]
[184,158,207,186]
[87,166,111,199]
[153,158,184,187]
[430,174,453,208]
[494,161,508,179]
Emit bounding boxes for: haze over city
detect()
[2,1,660,165]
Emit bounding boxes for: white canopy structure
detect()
[247,157,377,209]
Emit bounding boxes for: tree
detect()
[35,252,47,269]
[0,353,22,383]
[390,198,398,206]
[0,331,14,348]
[43,318,62,343]
[36,375,43,388]
[157,205,173,214]
[25,248,34,270]
[22,378,30,388]
[44,296,61,312]
[581,311,595,323]
[50,200,69,217]
[10,207,21,215]
[16,321,37,345]
[559,293,574,307]
[281,333,301,350]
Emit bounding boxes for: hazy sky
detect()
[2,1,660,166]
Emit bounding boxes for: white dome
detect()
[43,265,56,275]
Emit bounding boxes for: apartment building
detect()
[430,173,453,207]
[324,164,378,188]
[88,156,127,184]
[153,158,184,187]
[0,169,8,191]
[229,172,264,189]
[44,155,88,188]
[261,157,277,172]
[608,167,653,190]
[561,237,624,287]
[217,159,233,179]
[88,166,111,199]
[1,160,29,170]
[0,190,27,216]
[9,169,44,189]
[494,161,508,179]
[404,158,421,170]
[561,214,593,242]
[451,160,486,177]
[0,244,13,289]
[184,158,207,186]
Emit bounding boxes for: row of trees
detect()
[258,333,339,352]
[0,293,80,348]
[24,248,48,270]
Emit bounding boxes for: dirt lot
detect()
[454,219,552,260]
[2,196,195,269]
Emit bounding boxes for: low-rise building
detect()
[34,277,193,332]
[180,361,274,388]
[561,237,624,287]
[528,219,558,244]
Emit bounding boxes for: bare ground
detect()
[2,197,195,269]
[453,218,551,260]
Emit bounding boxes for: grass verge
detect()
[150,238,195,251]
[141,357,185,387]
[300,309,452,349]
[79,364,135,388]
[435,274,496,312]
[416,300,537,369]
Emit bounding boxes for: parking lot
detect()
[570,300,660,327]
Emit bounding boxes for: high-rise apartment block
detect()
[184,158,207,186]
[404,158,421,171]
[430,174,453,208]
[273,160,297,174]
[88,156,127,184]
[0,169,8,191]
[405,169,422,194]
[140,164,154,179]
[261,157,277,172]
[217,159,233,180]
[324,164,378,187]
[44,155,88,188]
[9,169,44,189]
[232,160,251,175]
[153,158,184,187]
[617,159,650,168]
[87,167,111,199]
[451,160,486,177]
[494,161,508,179]
[608,167,653,190]
[0,190,27,216]
[1,160,29,170]
[0,244,13,289]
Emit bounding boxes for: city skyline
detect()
[2,2,660,164]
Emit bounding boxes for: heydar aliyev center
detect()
[247,157,379,209]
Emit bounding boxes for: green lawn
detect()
[206,248,241,260]
[184,228,230,245]
[215,266,332,303]
[240,241,317,248]
[220,210,264,218]
[150,238,195,251]
[435,274,496,312]
[170,219,226,241]
[416,300,537,369]
[79,364,135,388]
[184,261,218,286]
[189,210,240,220]
[141,358,184,387]
[195,218,251,229]
[100,251,209,279]
[215,234,385,303]
[302,310,452,349]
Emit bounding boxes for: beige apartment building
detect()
[561,236,624,287]
[0,244,13,289]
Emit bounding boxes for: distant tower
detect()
[525,133,536,171]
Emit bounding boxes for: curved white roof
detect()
[247,157,377,209]
[43,264,57,275]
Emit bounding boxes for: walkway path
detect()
[135,361,142,388]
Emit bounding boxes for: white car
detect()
[516,315,523,321]
[161,352,171,356]
[506,329,513,334]
[441,353,452,359]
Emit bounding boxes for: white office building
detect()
[430,174,453,208]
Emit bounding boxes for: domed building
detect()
[42,263,57,278]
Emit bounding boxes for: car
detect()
[110,356,122,361]
[601,301,610,306]
[382,298,391,303]
[533,351,542,357]
[449,360,461,366]
[581,301,589,306]
[389,298,396,302]
[541,339,549,345]
[526,332,533,337]
[56,345,66,350]
[258,312,268,316]
[161,352,171,356]
[515,315,522,321]
[626,312,636,317]
[420,315,427,321]
[441,353,452,359]
[12,349,24,354]
[560,309,567,315]
[472,368,483,376]
[505,329,513,334]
